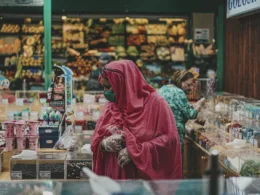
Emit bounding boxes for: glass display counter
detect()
[0,178,259,194]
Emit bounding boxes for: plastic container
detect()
[28,120,39,135]
[16,137,26,151]
[38,152,67,179]
[74,112,86,132]
[66,153,92,179]
[5,137,15,151]
[10,155,38,180]
[15,120,26,137]
[28,136,39,151]
[3,121,15,138]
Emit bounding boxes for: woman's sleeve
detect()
[176,90,198,120]
[124,98,182,179]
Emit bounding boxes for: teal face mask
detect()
[104,90,116,102]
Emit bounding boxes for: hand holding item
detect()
[101,134,123,152]
[118,148,132,168]
[194,98,206,112]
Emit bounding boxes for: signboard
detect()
[194,28,210,43]
[0,0,43,6]
[227,0,260,18]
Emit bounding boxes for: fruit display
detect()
[63,19,85,48]
[22,24,44,34]
[156,47,171,61]
[148,35,168,45]
[0,38,21,54]
[127,18,149,25]
[108,36,125,46]
[21,69,43,83]
[52,40,67,54]
[0,24,20,33]
[170,46,185,61]
[140,45,156,61]
[167,23,186,36]
[116,46,127,58]
[193,44,215,56]
[127,46,139,57]
[20,56,43,67]
[127,35,146,46]
[126,25,146,34]
[4,56,18,66]
[110,24,124,34]
[146,24,167,34]
[67,56,93,78]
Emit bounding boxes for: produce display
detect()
[126,25,146,34]
[146,24,167,34]
[156,47,171,61]
[0,16,201,87]
[170,46,185,61]
[20,56,43,67]
[66,56,93,78]
[63,18,86,49]
[0,24,20,33]
[4,56,18,66]
[0,37,21,54]
[240,160,260,177]
[22,24,44,34]
[186,93,260,177]
[140,45,156,61]
[193,43,215,56]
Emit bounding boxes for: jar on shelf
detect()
[74,112,87,132]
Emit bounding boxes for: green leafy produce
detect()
[240,160,260,177]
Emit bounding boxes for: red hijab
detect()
[91,60,182,179]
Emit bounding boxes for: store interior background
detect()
[0,0,225,99]
[1,0,260,184]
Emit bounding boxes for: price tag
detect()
[1,99,8,105]
[11,171,22,180]
[16,99,24,106]
[39,171,51,179]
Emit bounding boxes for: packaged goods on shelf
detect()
[38,152,67,180]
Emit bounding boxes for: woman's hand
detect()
[101,134,124,152]
[118,148,132,168]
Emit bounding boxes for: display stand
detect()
[39,65,73,148]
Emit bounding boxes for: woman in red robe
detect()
[91,60,182,180]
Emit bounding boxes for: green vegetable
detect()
[240,160,260,177]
